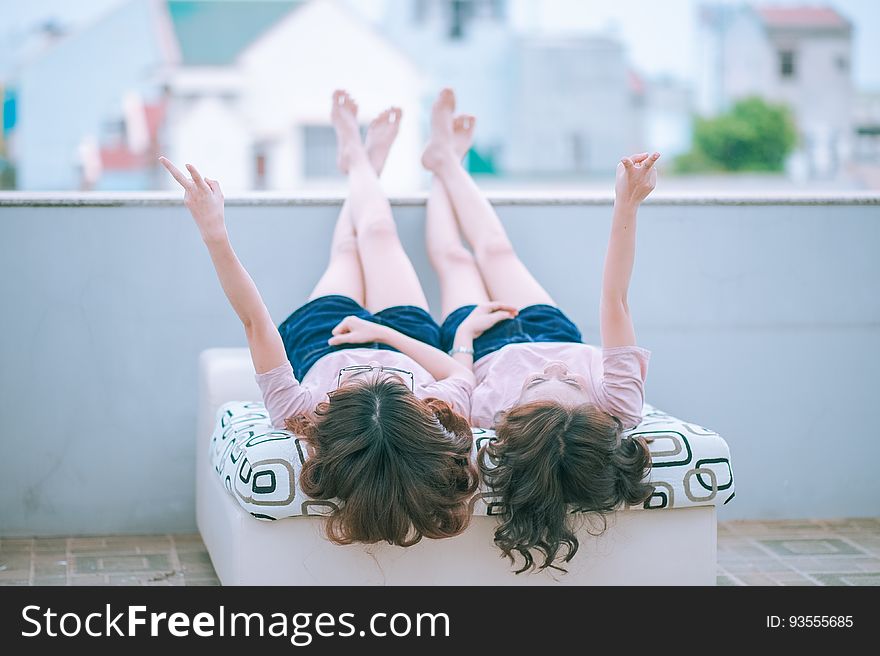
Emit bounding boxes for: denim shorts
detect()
[439,304,583,362]
[278,294,442,380]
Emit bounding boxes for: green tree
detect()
[674,96,798,173]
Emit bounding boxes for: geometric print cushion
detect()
[209,401,735,522]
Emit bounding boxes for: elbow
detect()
[601,295,630,314]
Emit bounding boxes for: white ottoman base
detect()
[197,348,717,586]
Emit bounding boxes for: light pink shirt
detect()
[254,348,473,430]
[470,343,650,430]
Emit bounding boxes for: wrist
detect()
[375,324,397,345]
[454,323,477,341]
[201,225,228,244]
[613,196,640,211]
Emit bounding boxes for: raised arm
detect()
[600,151,659,348]
[159,156,288,375]
[327,316,475,385]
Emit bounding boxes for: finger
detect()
[185,163,206,188]
[332,316,358,335]
[621,157,634,170]
[327,335,350,346]
[487,311,516,326]
[643,152,661,170]
[631,152,650,163]
[490,303,519,315]
[158,156,192,188]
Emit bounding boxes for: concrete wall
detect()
[0,192,878,535]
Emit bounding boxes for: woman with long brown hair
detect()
[160,90,511,547]
[423,89,657,572]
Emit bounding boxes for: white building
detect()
[697,4,854,178]
[163,0,425,192]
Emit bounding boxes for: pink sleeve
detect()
[254,361,313,429]
[596,346,651,431]
[421,376,473,421]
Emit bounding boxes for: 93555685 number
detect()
[766,615,853,628]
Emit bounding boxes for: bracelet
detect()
[448,345,475,356]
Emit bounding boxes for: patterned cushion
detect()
[210,401,735,521]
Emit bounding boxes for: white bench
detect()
[197,348,731,585]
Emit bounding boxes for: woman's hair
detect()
[285,376,478,547]
[480,401,654,574]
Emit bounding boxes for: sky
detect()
[2,0,879,89]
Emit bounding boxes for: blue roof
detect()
[167,0,301,66]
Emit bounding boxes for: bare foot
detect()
[452,114,476,160]
[421,88,458,172]
[330,89,365,174]
[365,107,402,176]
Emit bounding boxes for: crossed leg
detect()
[425,98,490,319]
[422,89,556,310]
[309,100,410,308]
[331,90,429,313]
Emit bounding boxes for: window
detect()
[570,133,588,172]
[449,0,467,39]
[302,125,366,178]
[253,142,269,190]
[413,0,428,23]
[303,125,340,178]
[779,50,796,78]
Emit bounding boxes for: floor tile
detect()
[757,538,865,557]
[2,518,878,586]
[812,572,880,586]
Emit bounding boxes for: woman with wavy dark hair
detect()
[422,88,657,572]
[160,90,509,547]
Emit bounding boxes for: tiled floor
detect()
[1,518,878,585]
[0,534,219,586]
[717,518,880,586]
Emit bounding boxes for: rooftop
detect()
[755,5,851,30]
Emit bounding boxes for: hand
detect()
[615,152,660,206]
[328,316,390,346]
[159,156,226,241]
[458,302,518,339]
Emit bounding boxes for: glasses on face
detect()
[335,365,415,392]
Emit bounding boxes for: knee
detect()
[356,218,399,245]
[474,234,516,263]
[428,242,476,269]
[331,234,359,258]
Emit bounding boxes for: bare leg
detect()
[308,107,402,302]
[422,89,555,309]
[427,177,490,319]
[425,97,489,319]
[332,90,429,312]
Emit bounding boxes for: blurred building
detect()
[381,0,514,174]
[10,0,424,191]
[505,34,644,176]
[13,1,172,190]
[382,0,667,178]
[697,4,854,179]
[163,0,424,192]
[642,74,693,161]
